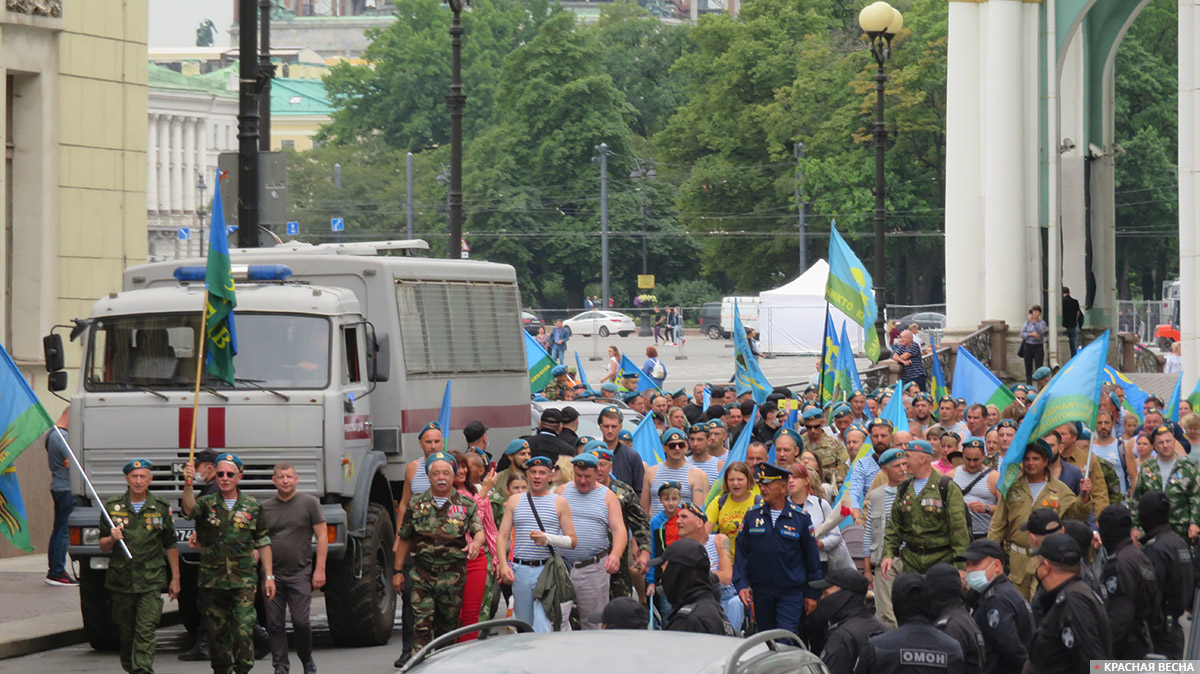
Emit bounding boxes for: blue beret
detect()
[937,395,955,406]
[601,382,619,393]
[914,393,932,403]
[940,431,960,443]
[418,421,442,439]
[551,365,567,377]
[867,417,894,432]
[1027,438,1054,459]
[707,419,726,430]
[425,451,456,473]
[688,422,710,434]
[801,407,823,421]
[468,446,492,464]
[623,391,641,403]
[598,406,623,422]
[997,419,1019,430]
[773,427,802,444]
[905,439,934,455]
[216,453,243,470]
[671,389,686,398]
[1152,424,1174,439]
[575,435,595,448]
[657,480,682,495]
[661,427,687,445]
[877,448,906,466]
[618,429,633,443]
[1107,392,1121,408]
[124,458,153,474]
[1072,421,1092,441]
[570,453,599,469]
[955,398,966,406]
[831,403,852,418]
[589,447,614,462]
[1032,366,1051,380]
[1013,384,1029,393]
[679,502,707,522]
[583,440,608,456]
[504,438,530,456]
[755,462,790,483]
[524,455,555,469]
[846,423,869,437]
[532,394,548,402]
[849,390,866,399]
[962,437,986,450]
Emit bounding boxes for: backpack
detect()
[901,475,972,536]
[651,359,666,380]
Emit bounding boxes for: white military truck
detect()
[45,240,530,650]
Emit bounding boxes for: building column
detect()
[195,118,207,195]
[182,117,196,215]
[943,0,984,332]
[981,0,1027,328]
[170,116,184,213]
[1058,37,1088,301]
[1180,0,1200,376]
[147,114,159,214]
[157,114,170,213]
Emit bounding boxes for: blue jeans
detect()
[512,562,554,632]
[721,584,744,636]
[551,344,566,364]
[49,490,74,577]
[1066,326,1080,358]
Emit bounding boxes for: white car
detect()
[563,310,636,337]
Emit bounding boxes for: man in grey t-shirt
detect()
[45,414,76,587]
[261,463,326,674]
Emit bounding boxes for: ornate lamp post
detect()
[858,1,903,347]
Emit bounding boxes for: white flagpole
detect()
[53,426,131,559]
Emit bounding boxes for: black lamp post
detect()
[631,159,656,337]
[858,1,903,348]
[446,0,467,259]
[196,173,208,257]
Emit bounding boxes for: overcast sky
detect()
[149,1,234,49]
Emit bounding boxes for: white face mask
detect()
[965,569,990,592]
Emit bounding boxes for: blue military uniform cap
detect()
[1032,366,1052,380]
[575,435,595,448]
[601,382,619,393]
[831,403,852,418]
[937,395,955,406]
[123,458,153,474]
[583,439,608,456]
[773,427,802,444]
[524,455,554,469]
[679,502,707,521]
[996,419,1019,430]
[504,438,530,456]
[598,405,623,422]
[877,448,905,467]
[418,421,442,439]
[571,453,599,469]
[658,480,683,495]
[914,392,932,403]
[623,391,641,403]
[618,429,633,443]
[468,446,492,464]
[801,407,823,421]
[1013,384,1029,393]
[1152,424,1174,439]
[551,365,568,377]
[905,439,934,455]
[707,419,726,430]
[941,431,960,443]
[961,437,986,450]
[589,446,614,462]
[216,453,243,470]
[755,462,791,483]
[688,422,710,435]
[671,389,686,399]
[532,394,548,402]
[425,451,456,472]
[661,427,687,444]
[866,417,893,431]
[849,389,866,399]
[846,423,869,437]
[1026,438,1054,459]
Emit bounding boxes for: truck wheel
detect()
[79,564,120,651]
[707,325,722,340]
[599,326,610,337]
[178,563,202,633]
[326,503,396,647]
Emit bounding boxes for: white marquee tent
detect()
[757,259,870,355]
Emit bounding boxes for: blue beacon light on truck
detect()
[173,265,294,282]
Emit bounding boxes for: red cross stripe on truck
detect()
[179,408,226,449]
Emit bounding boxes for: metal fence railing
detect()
[1116,299,1168,344]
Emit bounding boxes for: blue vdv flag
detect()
[574,352,592,395]
[438,380,452,436]
[702,384,711,411]
[1167,374,1183,422]
[836,321,863,394]
[620,354,659,394]
[630,413,664,466]
[998,332,1110,495]
[732,300,771,404]
[880,386,909,432]
[951,346,1017,410]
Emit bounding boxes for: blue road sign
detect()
[331,217,344,232]
[177,227,190,240]
[286,221,300,236]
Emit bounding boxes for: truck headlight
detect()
[81,527,101,546]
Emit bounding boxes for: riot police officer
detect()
[1136,490,1191,658]
[957,538,1032,674]
[1025,534,1110,672]
[853,573,965,674]
[1097,504,1156,659]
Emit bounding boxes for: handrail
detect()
[400,618,534,672]
[722,629,805,674]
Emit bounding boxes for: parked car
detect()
[530,399,642,438]
[897,311,947,331]
[699,301,724,339]
[401,620,827,674]
[720,296,760,337]
[521,311,544,335]
[563,310,636,337]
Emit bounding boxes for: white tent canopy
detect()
[758,259,869,355]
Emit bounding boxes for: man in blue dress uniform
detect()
[733,462,823,637]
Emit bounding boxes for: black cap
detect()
[891,573,931,614]
[560,406,580,423]
[1098,504,1133,537]
[1032,533,1082,564]
[955,538,1008,564]
[810,568,869,594]
[589,597,648,629]
[195,449,218,466]
[1061,519,1095,555]
[647,538,710,571]
[1020,507,1062,535]
[540,408,562,424]
[1138,489,1171,531]
[463,420,489,444]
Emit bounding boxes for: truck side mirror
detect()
[48,371,68,392]
[43,334,64,372]
[368,330,390,383]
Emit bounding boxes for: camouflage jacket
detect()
[1131,457,1200,538]
[883,470,971,568]
[187,491,271,590]
[609,477,651,552]
[100,491,176,593]
[806,434,850,484]
[399,490,482,568]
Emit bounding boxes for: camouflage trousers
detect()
[610,547,635,600]
[410,561,466,655]
[112,590,163,674]
[204,586,257,674]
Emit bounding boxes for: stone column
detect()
[170,116,184,214]
[182,117,196,215]
[195,118,207,196]
[1180,0,1200,376]
[981,0,1027,328]
[943,0,983,332]
[157,115,170,213]
[147,114,159,214]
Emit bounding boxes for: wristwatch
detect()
[265,575,275,581]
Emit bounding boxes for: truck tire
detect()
[707,325,722,340]
[326,502,395,647]
[178,563,202,633]
[79,564,120,651]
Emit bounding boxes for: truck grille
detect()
[81,448,324,501]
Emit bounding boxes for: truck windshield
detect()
[85,313,331,391]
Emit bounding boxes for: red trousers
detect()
[458,553,488,641]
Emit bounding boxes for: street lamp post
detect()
[858,1,903,349]
[631,159,656,337]
[196,173,208,257]
[446,0,467,259]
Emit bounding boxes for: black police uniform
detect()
[852,618,965,674]
[971,574,1033,674]
[818,591,885,674]
[1141,523,1193,658]
[1100,536,1157,659]
[526,429,573,459]
[928,565,984,674]
[1027,576,1110,673]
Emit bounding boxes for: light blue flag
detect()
[703,415,753,508]
[1167,374,1183,422]
[1103,366,1150,421]
[825,223,881,360]
[620,354,660,394]
[574,352,592,394]
[998,332,1110,495]
[630,412,664,466]
[438,380,451,436]
[929,350,948,412]
[732,300,771,404]
[702,384,711,411]
[951,347,1017,410]
[880,385,909,432]
[524,330,555,392]
[820,312,840,403]
[836,321,862,393]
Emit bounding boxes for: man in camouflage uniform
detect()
[183,453,274,674]
[881,440,971,576]
[590,444,651,600]
[987,439,1091,599]
[392,452,484,663]
[801,407,849,484]
[1131,425,1200,541]
[542,365,575,401]
[100,459,181,674]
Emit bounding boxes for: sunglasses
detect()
[216,471,239,478]
[666,441,688,449]
[805,424,823,429]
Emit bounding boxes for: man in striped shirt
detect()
[862,448,908,628]
[555,452,626,630]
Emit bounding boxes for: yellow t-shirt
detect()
[706,491,758,557]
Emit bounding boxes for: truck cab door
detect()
[337,324,372,489]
